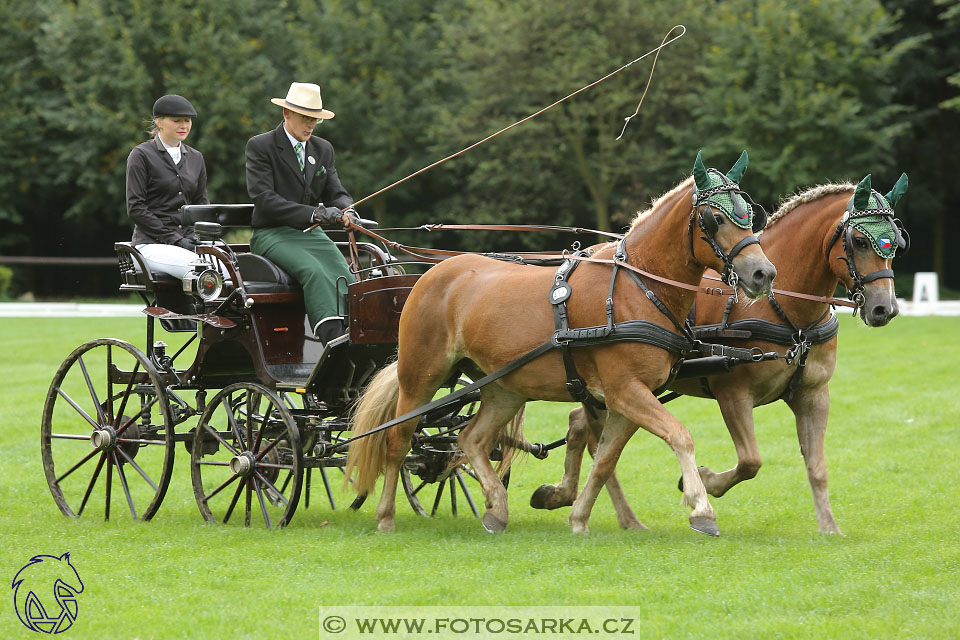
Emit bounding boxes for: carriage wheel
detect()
[41,339,175,521]
[191,383,303,528]
[400,448,510,519]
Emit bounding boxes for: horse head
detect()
[12,552,84,633]
[828,173,909,326]
[691,150,777,299]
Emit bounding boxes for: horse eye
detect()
[714,214,724,226]
[853,236,869,249]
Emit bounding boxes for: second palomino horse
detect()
[532,173,909,534]
[345,152,777,536]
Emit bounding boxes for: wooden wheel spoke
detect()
[222,481,245,524]
[115,395,160,438]
[319,466,336,510]
[430,477,446,517]
[55,448,100,485]
[244,480,252,527]
[253,436,283,462]
[224,396,247,449]
[112,453,138,520]
[253,478,273,529]
[115,447,158,491]
[251,400,273,453]
[200,422,240,457]
[104,456,113,521]
[203,472,242,504]
[254,471,290,507]
[455,470,479,517]
[411,479,428,497]
[77,454,107,516]
[56,387,101,431]
[112,360,142,432]
[449,476,458,516]
[77,355,107,427]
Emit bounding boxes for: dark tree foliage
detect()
[1,0,951,296]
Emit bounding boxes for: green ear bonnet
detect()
[692,150,755,230]
[845,173,909,259]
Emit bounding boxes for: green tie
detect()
[295,142,304,171]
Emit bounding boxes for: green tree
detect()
[679,0,911,207]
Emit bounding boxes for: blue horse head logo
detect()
[12,553,84,634]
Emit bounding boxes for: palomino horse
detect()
[345,152,777,536]
[533,173,909,534]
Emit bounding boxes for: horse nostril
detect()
[872,305,888,319]
[754,267,775,286]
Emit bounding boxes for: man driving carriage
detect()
[245,82,361,344]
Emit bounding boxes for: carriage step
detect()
[143,306,236,329]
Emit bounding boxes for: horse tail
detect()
[496,404,527,478]
[344,361,401,497]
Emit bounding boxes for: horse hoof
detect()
[481,512,507,534]
[530,485,573,510]
[689,516,720,537]
[376,520,395,534]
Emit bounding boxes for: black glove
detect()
[342,206,361,227]
[310,205,344,226]
[175,235,200,251]
[343,206,378,229]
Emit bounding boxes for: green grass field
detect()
[1,315,958,639]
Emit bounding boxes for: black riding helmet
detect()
[153,94,198,118]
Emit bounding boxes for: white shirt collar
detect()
[283,126,306,151]
[158,135,182,164]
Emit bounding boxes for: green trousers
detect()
[250,226,356,329]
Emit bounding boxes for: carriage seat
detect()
[234,253,300,294]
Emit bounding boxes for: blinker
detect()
[700,205,719,236]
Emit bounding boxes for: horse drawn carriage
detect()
[40,203,500,528]
[40,153,909,536]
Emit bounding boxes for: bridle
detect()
[825,194,909,315]
[688,170,768,292]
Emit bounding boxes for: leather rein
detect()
[346,220,859,309]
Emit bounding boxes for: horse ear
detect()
[693,150,710,191]
[853,174,872,211]
[726,150,749,183]
[885,172,908,207]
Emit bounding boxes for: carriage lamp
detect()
[182,265,223,301]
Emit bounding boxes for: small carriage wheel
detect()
[41,339,175,521]
[190,383,303,528]
[401,454,510,519]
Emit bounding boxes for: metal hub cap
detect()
[90,426,117,451]
[229,451,256,477]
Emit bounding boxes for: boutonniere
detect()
[315,166,326,177]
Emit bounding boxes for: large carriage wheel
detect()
[41,339,175,521]
[190,383,303,528]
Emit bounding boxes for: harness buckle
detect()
[565,378,587,398]
[785,330,811,366]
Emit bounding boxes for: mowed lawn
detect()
[1,315,958,639]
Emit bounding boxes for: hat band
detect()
[285,100,325,116]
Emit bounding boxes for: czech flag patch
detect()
[878,237,892,249]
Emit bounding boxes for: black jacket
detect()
[126,136,209,245]
[245,124,353,229]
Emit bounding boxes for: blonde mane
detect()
[765,182,855,228]
[627,176,694,233]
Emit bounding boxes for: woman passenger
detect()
[125,94,209,278]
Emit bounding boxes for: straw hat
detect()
[271,82,335,119]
